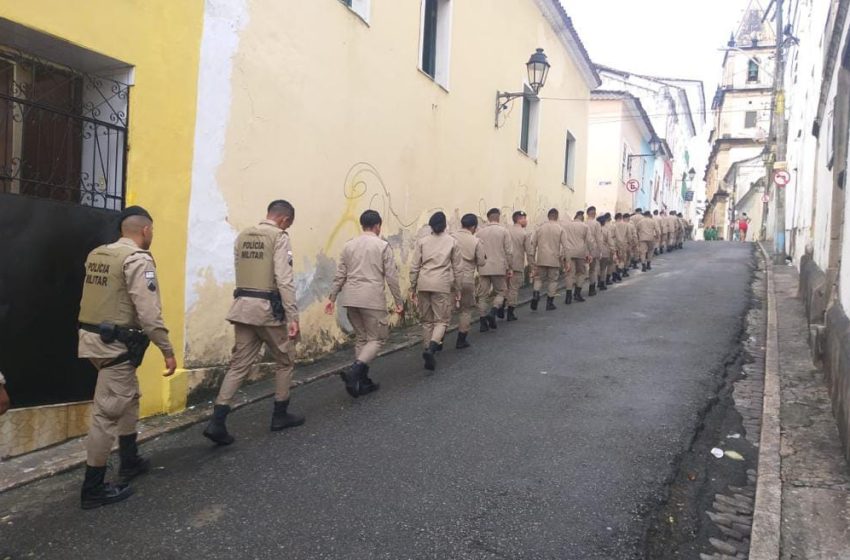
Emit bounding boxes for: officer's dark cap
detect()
[120,206,153,224]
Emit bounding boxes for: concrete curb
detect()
[749,242,782,559]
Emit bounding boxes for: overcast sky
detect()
[561,0,754,102]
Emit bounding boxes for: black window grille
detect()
[421,0,438,78]
[747,59,759,83]
[0,48,129,210]
[745,111,758,128]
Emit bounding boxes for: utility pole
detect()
[772,0,787,264]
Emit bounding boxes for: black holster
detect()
[82,323,150,368]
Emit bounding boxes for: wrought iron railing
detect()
[0,48,129,209]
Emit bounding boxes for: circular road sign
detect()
[774,170,791,186]
[626,179,640,193]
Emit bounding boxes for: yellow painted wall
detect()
[0,0,205,415]
[185,0,596,369]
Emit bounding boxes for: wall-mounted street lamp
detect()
[628,137,662,161]
[495,48,550,127]
[688,168,697,182]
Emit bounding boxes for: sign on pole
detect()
[625,179,640,193]
[774,170,791,187]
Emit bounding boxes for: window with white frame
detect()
[339,0,370,23]
[563,131,576,187]
[519,87,540,158]
[419,0,452,88]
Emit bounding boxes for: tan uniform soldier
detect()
[325,210,403,398]
[652,211,664,254]
[451,214,487,349]
[410,211,462,371]
[475,208,513,332]
[204,200,303,447]
[506,210,534,321]
[637,210,657,271]
[599,213,616,289]
[530,208,569,311]
[77,206,176,510]
[629,210,643,269]
[585,206,604,296]
[562,212,592,304]
[613,213,630,281]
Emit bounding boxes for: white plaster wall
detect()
[184,0,248,319]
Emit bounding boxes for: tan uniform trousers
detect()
[216,323,294,406]
[640,241,655,263]
[533,266,561,297]
[477,275,507,313]
[667,233,675,248]
[418,291,453,346]
[565,258,588,289]
[456,283,476,333]
[588,259,601,285]
[85,360,139,467]
[506,270,525,307]
[346,307,389,365]
[598,257,613,280]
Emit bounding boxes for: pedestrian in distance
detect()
[506,210,534,321]
[410,211,462,371]
[325,210,404,398]
[0,371,8,416]
[530,208,569,311]
[450,213,486,349]
[475,208,513,332]
[203,200,304,447]
[77,206,177,509]
[738,213,751,242]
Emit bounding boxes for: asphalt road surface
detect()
[0,242,754,560]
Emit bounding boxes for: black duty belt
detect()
[234,288,285,321]
[79,322,150,368]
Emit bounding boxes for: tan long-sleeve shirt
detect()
[329,232,402,311]
[531,221,568,267]
[508,224,534,271]
[451,229,486,284]
[78,238,174,360]
[476,222,513,276]
[638,217,658,242]
[586,219,604,258]
[562,218,591,259]
[227,221,299,326]
[410,232,462,293]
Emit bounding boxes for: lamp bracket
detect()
[495,91,535,128]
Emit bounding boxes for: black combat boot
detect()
[358,364,380,396]
[203,404,235,445]
[487,308,498,330]
[479,317,490,332]
[564,289,573,305]
[647,261,652,270]
[641,262,647,272]
[118,433,150,482]
[81,465,133,510]
[599,280,608,291]
[340,360,366,398]
[530,291,540,311]
[456,331,470,349]
[546,297,557,311]
[653,248,659,256]
[622,268,630,278]
[632,261,639,270]
[574,287,586,302]
[660,246,665,254]
[588,284,597,297]
[506,307,518,321]
[270,399,305,431]
[496,301,506,319]
[422,341,440,371]
[605,275,612,286]
[612,271,621,283]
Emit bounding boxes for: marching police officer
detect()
[410,212,462,371]
[585,206,603,296]
[203,200,303,446]
[77,206,177,509]
[506,210,533,321]
[325,210,403,398]
[475,208,513,331]
[562,211,592,304]
[638,210,657,271]
[451,213,486,349]
[530,208,569,311]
